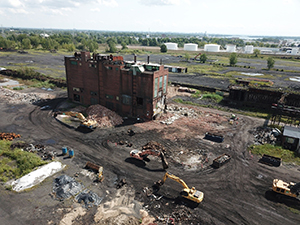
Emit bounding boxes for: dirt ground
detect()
[0,86,300,225]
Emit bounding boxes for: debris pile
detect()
[142,141,166,154]
[53,175,84,200]
[161,105,198,125]
[86,104,123,128]
[11,142,56,160]
[0,87,54,104]
[75,190,103,209]
[0,132,21,141]
[251,127,280,145]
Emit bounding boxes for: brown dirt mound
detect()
[86,104,123,128]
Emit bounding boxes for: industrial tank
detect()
[184,43,198,51]
[245,45,254,54]
[165,42,178,50]
[226,44,236,52]
[204,44,220,52]
[291,48,298,55]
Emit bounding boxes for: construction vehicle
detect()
[193,52,202,60]
[55,111,98,129]
[154,172,204,204]
[272,179,300,200]
[85,161,104,182]
[130,149,168,169]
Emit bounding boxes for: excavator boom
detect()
[130,149,168,169]
[155,172,204,203]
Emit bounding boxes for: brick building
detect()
[64,51,168,121]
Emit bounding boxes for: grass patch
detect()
[192,91,224,103]
[287,207,300,214]
[0,140,46,182]
[249,144,300,165]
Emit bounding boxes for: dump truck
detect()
[204,132,224,143]
[154,172,204,204]
[212,153,231,168]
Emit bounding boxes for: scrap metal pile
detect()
[250,126,280,145]
[86,104,123,128]
[0,132,21,141]
[0,87,54,104]
[160,104,198,125]
[10,142,56,160]
[142,141,167,154]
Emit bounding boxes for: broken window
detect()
[105,94,113,99]
[71,61,77,65]
[73,94,80,102]
[91,97,97,104]
[163,75,167,93]
[136,97,143,106]
[159,76,163,89]
[154,78,158,98]
[73,87,80,92]
[122,95,132,105]
[90,91,97,96]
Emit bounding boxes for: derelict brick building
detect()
[64,51,168,121]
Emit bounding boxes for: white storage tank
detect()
[165,42,178,50]
[291,48,298,55]
[204,44,220,52]
[226,44,236,52]
[184,43,198,51]
[245,45,254,54]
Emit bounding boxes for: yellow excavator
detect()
[154,172,204,204]
[272,179,300,200]
[57,111,98,129]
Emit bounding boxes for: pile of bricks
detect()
[0,132,21,141]
[86,104,123,128]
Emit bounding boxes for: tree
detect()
[267,57,275,70]
[121,42,128,50]
[21,38,31,49]
[253,49,260,57]
[199,53,207,63]
[229,53,237,66]
[106,38,117,53]
[160,44,167,53]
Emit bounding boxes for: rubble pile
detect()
[53,175,84,200]
[0,87,53,104]
[11,142,56,160]
[75,190,103,209]
[161,104,199,125]
[86,104,123,128]
[251,126,280,145]
[0,132,21,141]
[142,141,166,154]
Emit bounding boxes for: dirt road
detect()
[0,88,300,224]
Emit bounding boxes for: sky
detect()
[0,0,299,37]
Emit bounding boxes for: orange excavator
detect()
[130,149,169,169]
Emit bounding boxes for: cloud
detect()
[140,0,181,6]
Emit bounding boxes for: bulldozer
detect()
[272,179,300,200]
[56,111,98,129]
[154,172,204,204]
[130,149,168,169]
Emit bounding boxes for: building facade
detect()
[65,51,168,121]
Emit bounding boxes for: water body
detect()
[289,77,300,82]
[241,72,264,76]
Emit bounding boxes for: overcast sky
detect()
[0,0,299,37]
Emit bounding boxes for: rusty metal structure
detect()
[65,52,169,121]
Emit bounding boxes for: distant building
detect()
[204,44,220,52]
[184,43,198,51]
[282,126,300,152]
[164,42,178,50]
[64,52,168,121]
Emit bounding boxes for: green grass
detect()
[249,144,300,165]
[0,140,46,182]
[191,91,224,103]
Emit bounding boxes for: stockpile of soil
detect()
[86,104,123,128]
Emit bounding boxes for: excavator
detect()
[272,179,300,200]
[130,149,168,169]
[154,172,204,204]
[55,111,98,129]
